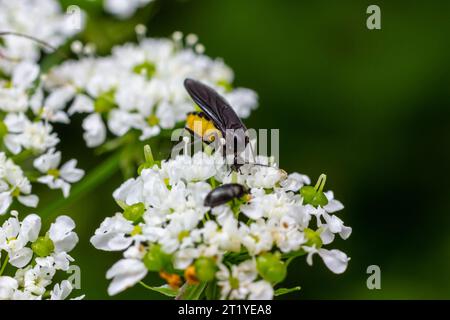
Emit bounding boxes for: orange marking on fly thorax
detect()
[186,112,222,142]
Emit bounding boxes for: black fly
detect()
[184,78,250,171]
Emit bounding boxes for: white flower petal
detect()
[82,113,106,147]
[106,259,147,295]
[18,195,39,208]
[318,249,349,274]
[9,247,33,268]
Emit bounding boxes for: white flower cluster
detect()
[0,211,82,300]
[45,34,258,148]
[0,0,82,74]
[104,0,155,19]
[0,61,85,214]
[91,150,351,299]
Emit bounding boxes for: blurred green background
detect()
[19,0,450,299]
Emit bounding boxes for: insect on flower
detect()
[184,78,250,171]
[203,183,248,207]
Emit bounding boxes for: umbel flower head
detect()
[0,54,84,214]
[91,146,351,299]
[0,0,83,74]
[44,32,258,148]
[0,210,83,300]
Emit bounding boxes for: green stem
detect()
[40,151,122,223]
[177,282,207,300]
[139,281,154,291]
[285,256,296,268]
[0,254,9,276]
[11,149,34,164]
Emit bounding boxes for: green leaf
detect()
[181,282,208,300]
[274,286,301,296]
[139,283,178,297]
[205,281,218,300]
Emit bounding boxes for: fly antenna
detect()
[0,31,69,60]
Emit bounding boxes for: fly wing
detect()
[184,78,247,133]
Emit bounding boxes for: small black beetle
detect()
[204,183,247,208]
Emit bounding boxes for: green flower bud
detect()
[143,244,172,272]
[195,257,217,282]
[256,253,287,284]
[123,202,145,222]
[133,61,156,80]
[32,235,55,257]
[304,228,323,248]
[300,174,328,207]
[94,90,116,113]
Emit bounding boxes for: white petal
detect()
[318,249,349,274]
[12,61,40,89]
[45,87,76,111]
[18,195,39,208]
[247,280,273,300]
[4,113,27,133]
[19,214,42,243]
[49,216,78,253]
[320,228,335,245]
[108,109,144,136]
[90,232,133,251]
[106,259,147,295]
[33,149,61,173]
[3,135,22,155]
[61,181,71,198]
[50,280,73,300]
[60,160,84,183]
[0,276,18,300]
[339,226,352,240]
[82,113,107,147]
[0,192,12,215]
[9,247,33,268]
[69,94,94,115]
[326,215,344,233]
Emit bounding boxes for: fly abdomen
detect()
[204,183,247,207]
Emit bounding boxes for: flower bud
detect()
[159,271,181,289]
[31,234,55,257]
[94,90,116,113]
[300,174,328,207]
[194,257,217,282]
[304,228,323,248]
[256,253,287,283]
[184,265,199,285]
[143,244,172,272]
[123,202,145,222]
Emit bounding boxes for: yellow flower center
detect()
[147,114,159,127]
